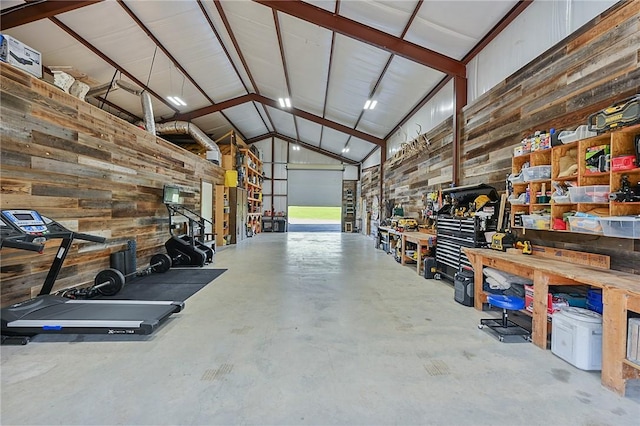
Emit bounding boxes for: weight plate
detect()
[94,268,125,296]
[150,253,172,273]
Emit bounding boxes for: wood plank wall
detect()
[0,63,224,306]
[363,1,640,274]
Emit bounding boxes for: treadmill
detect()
[1,209,184,344]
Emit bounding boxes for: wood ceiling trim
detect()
[253,0,465,77]
[245,132,359,165]
[0,0,103,30]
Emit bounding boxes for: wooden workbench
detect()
[401,231,436,275]
[464,247,640,396]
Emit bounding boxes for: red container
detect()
[611,155,636,171]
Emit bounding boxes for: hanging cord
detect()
[146,45,158,87]
[99,69,119,109]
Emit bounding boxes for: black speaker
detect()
[454,269,474,306]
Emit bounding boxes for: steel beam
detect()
[1,0,102,30]
[253,0,465,77]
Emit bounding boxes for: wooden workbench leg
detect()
[532,270,549,349]
[417,242,423,275]
[400,235,406,265]
[602,288,627,396]
[468,253,484,311]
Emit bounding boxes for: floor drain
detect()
[202,364,233,381]
[424,360,450,376]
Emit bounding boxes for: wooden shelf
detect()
[510,123,640,236]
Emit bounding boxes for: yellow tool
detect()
[398,218,418,230]
[491,232,515,251]
[516,240,532,255]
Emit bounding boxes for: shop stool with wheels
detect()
[478,294,531,342]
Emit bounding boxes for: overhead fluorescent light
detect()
[364,99,377,110]
[341,147,349,153]
[278,97,291,108]
[167,96,186,106]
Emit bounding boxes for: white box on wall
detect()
[0,34,42,78]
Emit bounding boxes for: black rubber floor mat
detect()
[99,268,226,302]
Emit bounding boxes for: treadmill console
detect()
[1,210,48,234]
[0,214,45,252]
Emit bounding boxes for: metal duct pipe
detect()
[140,91,155,135]
[156,121,221,165]
[112,81,154,135]
[87,80,155,135]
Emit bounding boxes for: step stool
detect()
[478,294,531,343]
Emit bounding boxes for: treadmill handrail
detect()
[0,238,44,252]
[72,231,106,244]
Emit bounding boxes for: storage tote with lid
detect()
[551,307,602,371]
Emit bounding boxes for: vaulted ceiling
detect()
[1,0,530,163]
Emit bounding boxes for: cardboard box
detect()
[0,34,42,78]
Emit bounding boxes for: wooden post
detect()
[602,288,628,395]
[532,270,549,349]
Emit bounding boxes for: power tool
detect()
[515,240,532,255]
[491,232,516,251]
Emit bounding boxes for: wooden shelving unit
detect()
[241,147,263,235]
[342,181,356,232]
[214,184,230,246]
[510,123,640,235]
[215,130,263,238]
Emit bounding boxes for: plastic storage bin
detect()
[551,307,603,370]
[568,185,609,203]
[521,214,551,230]
[551,194,571,204]
[599,216,640,239]
[522,165,551,181]
[558,125,597,144]
[587,289,603,314]
[567,216,603,234]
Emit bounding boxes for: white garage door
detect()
[287,167,343,207]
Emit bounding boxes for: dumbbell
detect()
[92,253,172,296]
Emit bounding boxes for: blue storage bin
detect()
[586,288,603,314]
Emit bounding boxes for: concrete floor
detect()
[1,232,639,425]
